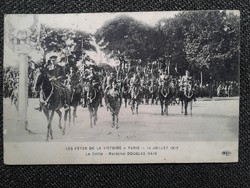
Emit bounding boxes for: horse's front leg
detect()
[160,100,164,115]
[136,101,139,115]
[112,113,115,128]
[131,100,134,115]
[89,108,93,128]
[181,100,184,114]
[116,114,119,129]
[47,110,55,141]
[62,108,69,135]
[124,96,127,108]
[56,109,62,130]
[165,100,168,116]
[68,106,71,126]
[151,94,154,105]
[73,106,77,124]
[190,100,193,116]
[184,100,188,115]
[94,108,98,126]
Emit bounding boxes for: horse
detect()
[158,80,173,115]
[148,82,158,105]
[121,81,130,108]
[180,83,195,115]
[86,84,102,128]
[106,82,122,129]
[66,72,82,124]
[142,84,150,105]
[34,69,71,141]
[130,84,143,115]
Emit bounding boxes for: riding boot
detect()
[106,102,111,111]
[64,104,69,110]
[34,104,42,111]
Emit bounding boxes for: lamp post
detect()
[5,15,40,133]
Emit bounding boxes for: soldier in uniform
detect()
[158,69,171,92]
[129,72,140,89]
[180,70,196,101]
[35,55,70,111]
[86,67,103,107]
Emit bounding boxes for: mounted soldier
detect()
[86,67,100,89]
[130,72,140,89]
[158,69,171,92]
[35,54,70,111]
[86,67,104,107]
[180,70,196,101]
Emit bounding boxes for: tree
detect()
[95,15,156,69]
[39,25,95,67]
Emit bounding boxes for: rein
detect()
[40,81,54,105]
[88,88,96,103]
[161,82,170,98]
[184,90,193,98]
[183,84,193,98]
[161,88,169,98]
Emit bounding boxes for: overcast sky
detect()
[39,11,179,34]
[4,11,179,67]
[4,11,239,67]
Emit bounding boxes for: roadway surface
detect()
[4,97,239,142]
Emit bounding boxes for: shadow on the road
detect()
[188,113,238,119]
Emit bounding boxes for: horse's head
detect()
[162,79,170,89]
[33,68,46,92]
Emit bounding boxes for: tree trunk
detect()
[200,71,203,86]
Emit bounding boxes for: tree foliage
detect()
[95,11,240,83]
[39,25,95,66]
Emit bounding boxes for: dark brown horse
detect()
[86,85,102,128]
[130,85,143,115]
[158,80,173,115]
[34,70,71,141]
[66,72,82,124]
[180,84,195,115]
[148,82,158,105]
[106,82,122,129]
[121,81,130,108]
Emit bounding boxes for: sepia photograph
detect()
[3,10,240,164]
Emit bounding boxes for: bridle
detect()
[35,71,54,105]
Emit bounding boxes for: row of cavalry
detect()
[27,67,195,141]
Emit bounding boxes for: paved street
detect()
[4,97,239,142]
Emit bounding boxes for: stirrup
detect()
[34,106,42,111]
[64,104,69,110]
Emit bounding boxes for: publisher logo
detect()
[221,150,232,156]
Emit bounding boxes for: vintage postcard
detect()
[3,11,240,164]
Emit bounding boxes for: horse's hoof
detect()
[116,126,119,129]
